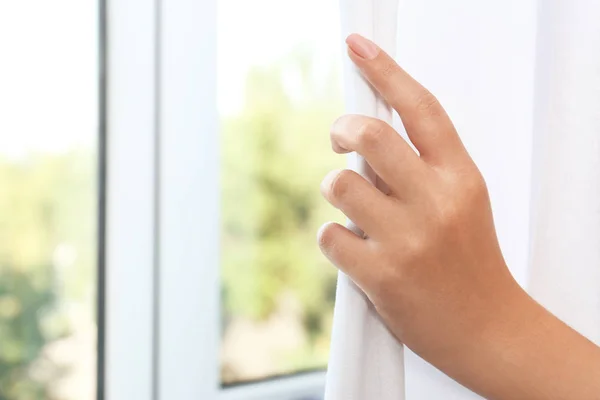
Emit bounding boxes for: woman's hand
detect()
[318,34,600,400]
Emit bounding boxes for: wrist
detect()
[459,279,600,400]
[437,271,532,394]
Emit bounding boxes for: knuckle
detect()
[328,169,354,201]
[402,235,427,262]
[415,90,442,118]
[467,173,489,198]
[456,167,489,202]
[437,204,463,232]
[432,168,489,232]
[356,120,386,151]
[317,223,338,251]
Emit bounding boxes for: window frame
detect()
[103,0,158,399]
[104,0,327,399]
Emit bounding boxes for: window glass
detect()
[0,1,98,399]
[219,0,344,384]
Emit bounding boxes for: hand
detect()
[318,33,600,400]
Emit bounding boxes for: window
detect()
[218,0,344,385]
[0,1,99,399]
[3,0,343,398]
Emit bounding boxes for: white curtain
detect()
[325,1,405,399]
[326,0,600,398]
[528,0,600,345]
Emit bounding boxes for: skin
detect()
[318,33,600,400]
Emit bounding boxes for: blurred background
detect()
[0,1,98,399]
[0,0,343,397]
[218,0,343,385]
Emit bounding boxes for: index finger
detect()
[345,33,468,166]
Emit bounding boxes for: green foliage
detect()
[221,47,344,349]
[0,152,96,399]
[0,267,56,399]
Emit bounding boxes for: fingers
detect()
[345,33,468,166]
[320,169,397,238]
[317,222,375,289]
[330,114,426,196]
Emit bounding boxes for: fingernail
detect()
[346,34,379,60]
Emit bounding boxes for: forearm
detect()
[451,283,600,400]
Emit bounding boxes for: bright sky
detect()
[0,0,341,158]
[217,0,342,114]
[0,0,98,158]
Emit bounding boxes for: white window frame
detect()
[104,0,326,398]
[104,0,157,399]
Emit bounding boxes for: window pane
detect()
[0,1,98,399]
[219,0,344,384]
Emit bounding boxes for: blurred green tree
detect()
[0,267,56,399]
[0,152,96,399]
[221,47,344,375]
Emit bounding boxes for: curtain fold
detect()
[325,1,404,399]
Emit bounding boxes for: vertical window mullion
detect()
[157,0,220,398]
[104,0,158,398]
